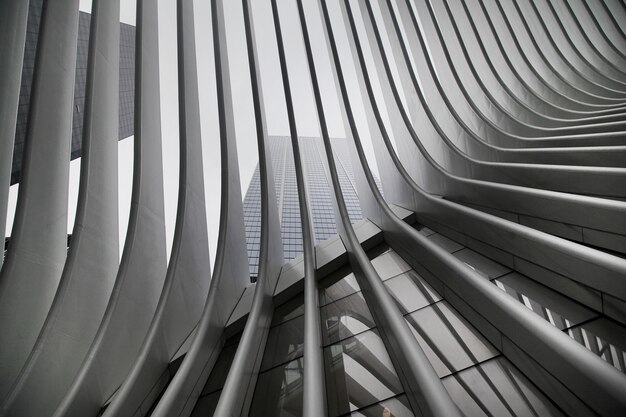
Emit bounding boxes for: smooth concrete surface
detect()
[272,1,328,415]
[0,0,80,405]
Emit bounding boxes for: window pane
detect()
[442,357,565,417]
[324,329,404,416]
[384,270,441,314]
[405,302,498,378]
[321,291,376,346]
[261,315,304,371]
[249,358,304,417]
[320,271,361,306]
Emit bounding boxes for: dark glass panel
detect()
[321,292,376,346]
[190,390,221,417]
[272,295,305,327]
[370,250,411,281]
[442,357,565,417]
[249,358,304,417]
[261,315,304,371]
[384,270,441,314]
[199,342,239,396]
[320,271,361,307]
[405,302,498,378]
[324,330,404,417]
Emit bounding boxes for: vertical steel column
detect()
[271,1,327,416]
[149,0,250,414]
[0,0,80,403]
[0,0,121,414]
[102,0,214,413]
[0,0,29,256]
[212,0,283,414]
[307,0,463,415]
[54,0,169,414]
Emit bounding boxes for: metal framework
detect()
[0,0,625,416]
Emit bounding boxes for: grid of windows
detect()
[280,149,304,262]
[243,167,262,278]
[11,0,135,184]
[303,138,337,243]
[242,136,372,281]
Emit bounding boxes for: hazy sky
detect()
[7,0,396,268]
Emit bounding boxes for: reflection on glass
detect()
[321,291,376,346]
[249,358,304,417]
[271,294,305,327]
[442,357,565,417]
[325,330,404,417]
[350,395,414,417]
[567,318,626,374]
[371,250,411,280]
[384,270,441,314]
[320,271,361,306]
[405,302,498,377]
[494,273,597,330]
[261,315,304,371]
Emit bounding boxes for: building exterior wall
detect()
[243,136,364,280]
[11,0,135,184]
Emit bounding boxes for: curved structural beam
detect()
[211,0,283,414]
[310,1,462,416]
[383,0,626,197]
[54,0,168,414]
[0,1,121,415]
[149,0,250,415]
[0,0,28,255]
[271,1,328,416]
[369,0,626,253]
[101,1,214,414]
[338,0,626,414]
[483,0,624,109]
[0,0,79,403]
[355,0,626,320]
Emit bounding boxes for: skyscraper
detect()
[243,136,365,279]
[10,0,135,184]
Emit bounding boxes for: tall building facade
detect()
[243,136,364,279]
[10,0,135,184]
[0,0,625,417]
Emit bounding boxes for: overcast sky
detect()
[8,0,397,268]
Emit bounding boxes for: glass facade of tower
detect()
[242,136,365,280]
[11,0,135,184]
